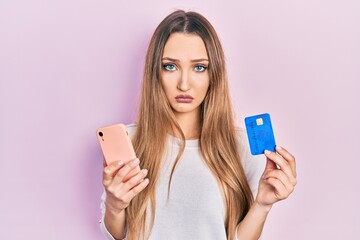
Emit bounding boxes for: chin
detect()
[171,104,199,114]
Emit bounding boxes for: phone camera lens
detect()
[99,132,103,137]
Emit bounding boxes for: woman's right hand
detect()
[102,158,149,214]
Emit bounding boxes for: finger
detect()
[102,160,124,186]
[112,158,140,185]
[264,169,296,192]
[264,150,296,185]
[265,177,289,200]
[107,167,146,202]
[121,178,150,203]
[123,169,148,191]
[276,146,297,177]
[122,166,141,182]
[265,157,277,170]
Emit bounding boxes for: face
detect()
[160,33,210,118]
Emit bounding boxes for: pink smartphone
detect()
[96,123,139,181]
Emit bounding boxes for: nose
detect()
[177,70,190,92]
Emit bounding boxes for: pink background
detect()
[1,0,359,239]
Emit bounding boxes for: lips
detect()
[175,94,194,103]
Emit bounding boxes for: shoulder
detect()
[125,123,137,139]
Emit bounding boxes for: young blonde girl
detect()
[100,10,297,240]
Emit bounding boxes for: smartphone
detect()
[244,113,276,155]
[96,123,139,181]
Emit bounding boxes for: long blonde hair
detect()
[126,10,253,240]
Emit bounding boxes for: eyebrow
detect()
[161,57,209,63]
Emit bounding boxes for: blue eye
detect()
[163,64,176,71]
[194,65,207,72]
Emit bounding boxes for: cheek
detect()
[193,75,210,94]
[200,83,210,98]
[160,76,176,96]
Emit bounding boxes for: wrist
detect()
[253,200,273,213]
[105,202,125,216]
[104,206,127,240]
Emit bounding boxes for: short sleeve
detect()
[236,128,266,198]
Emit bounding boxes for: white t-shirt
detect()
[100,124,266,240]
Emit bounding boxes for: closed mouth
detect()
[175,94,194,103]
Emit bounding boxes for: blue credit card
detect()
[245,113,276,155]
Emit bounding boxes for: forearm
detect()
[104,205,126,240]
[236,202,272,240]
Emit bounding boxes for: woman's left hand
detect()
[255,146,297,210]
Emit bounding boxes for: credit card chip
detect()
[256,118,263,126]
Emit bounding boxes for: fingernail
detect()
[142,169,148,175]
[264,150,271,155]
[132,158,140,165]
[276,146,282,151]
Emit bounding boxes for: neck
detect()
[173,108,200,140]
